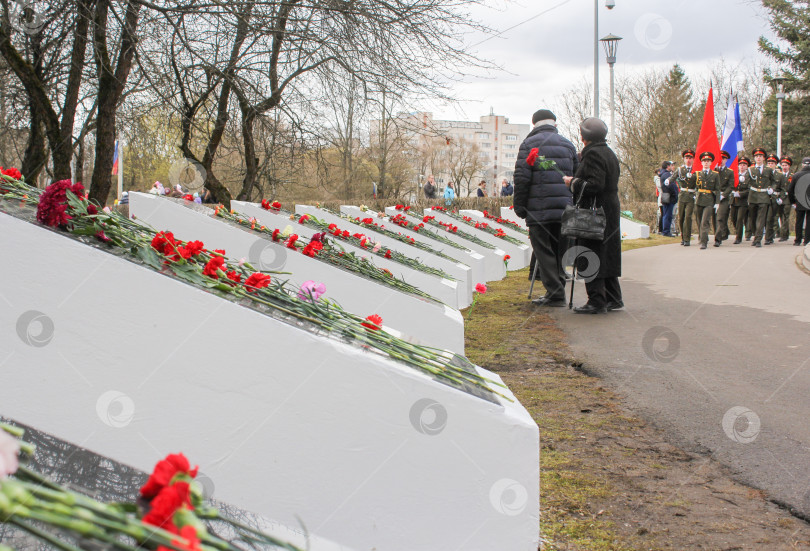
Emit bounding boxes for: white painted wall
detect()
[295,205,489,288]
[232,201,470,308]
[0,211,540,551]
[128,193,464,354]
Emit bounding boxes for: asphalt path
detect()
[550,237,810,518]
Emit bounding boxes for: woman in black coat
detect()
[562,117,623,314]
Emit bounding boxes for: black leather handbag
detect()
[561,182,606,241]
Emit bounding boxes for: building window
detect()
[505,153,516,159]
[504,144,516,149]
[505,135,517,141]
[476,132,491,140]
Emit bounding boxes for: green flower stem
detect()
[195,509,304,551]
[10,518,87,551]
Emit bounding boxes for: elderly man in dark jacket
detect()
[514,109,579,307]
[563,117,622,314]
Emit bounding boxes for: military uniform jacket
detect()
[673,166,696,204]
[689,169,719,207]
[715,166,734,202]
[744,165,774,205]
[731,171,748,206]
[772,171,788,201]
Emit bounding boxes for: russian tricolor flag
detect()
[112,140,119,175]
[720,95,744,182]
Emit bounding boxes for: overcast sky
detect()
[424,0,775,125]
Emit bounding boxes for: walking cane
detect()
[568,238,578,310]
[528,259,539,299]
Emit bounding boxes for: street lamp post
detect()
[594,0,616,118]
[770,74,787,158]
[600,34,622,140]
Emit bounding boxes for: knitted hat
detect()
[532,109,556,124]
[579,117,608,141]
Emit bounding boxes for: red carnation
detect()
[271,200,281,210]
[36,179,86,228]
[285,234,299,249]
[140,453,198,499]
[203,255,226,278]
[475,283,487,294]
[245,272,271,292]
[384,250,392,259]
[95,230,110,242]
[183,194,194,201]
[151,231,178,256]
[328,223,339,235]
[299,214,309,224]
[2,167,22,180]
[271,229,281,242]
[342,230,350,238]
[226,270,242,284]
[526,147,539,166]
[178,240,205,259]
[362,314,383,331]
[142,481,192,532]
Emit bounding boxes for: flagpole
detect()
[117,139,124,202]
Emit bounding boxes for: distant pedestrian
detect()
[564,117,622,314]
[444,181,456,206]
[654,167,663,233]
[424,175,438,199]
[789,157,810,246]
[476,180,487,198]
[500,179,514,196]
[660,163,677,237]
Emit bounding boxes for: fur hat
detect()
[531,109,556,124]
[579,117,608,141]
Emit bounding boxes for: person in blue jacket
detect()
[444,181,456,205]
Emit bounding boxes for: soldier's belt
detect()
[750,186,766,192]
[698,189,713,193]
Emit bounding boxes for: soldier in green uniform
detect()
[730,157,750,244]
[765,154,786,245]
[745,148,774,247]
[778,157,793,241]
[690,152,720,249]
[714,150,735,246]
[673,149,696,246]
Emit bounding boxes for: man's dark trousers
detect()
[529,222,567,300]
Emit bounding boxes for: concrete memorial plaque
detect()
[500,206,528,228]
[231,201,470,308]
[1,205,540,551]
[128,193,464,353]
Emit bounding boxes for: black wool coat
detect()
[569,140,622,279]
[513,125,578,225]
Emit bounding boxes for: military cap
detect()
[720,150,731,159]
[803,157,810,166]
[766,154,779,163]
[739,156,751,166]
[699,151,715,162]
[781,156,793,165]
[752,148,767,157]
[681,148,695,158]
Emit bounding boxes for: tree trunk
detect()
[88,0,140,205]
[22,99,47,184]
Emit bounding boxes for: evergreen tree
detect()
[759,0,810,155]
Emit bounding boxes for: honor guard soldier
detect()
[674,149,696,246]
[690,151,720,249]
[714,150,735,245]
[777,157,793,241]
[765,154,786,244]
[745,148,775,247]
[730,157,750,244]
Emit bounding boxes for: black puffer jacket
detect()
[513,124,578,225]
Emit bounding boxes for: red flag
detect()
[694,86,722,169]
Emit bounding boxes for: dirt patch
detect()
[465,268,810,550]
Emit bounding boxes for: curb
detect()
[796,244,810,276]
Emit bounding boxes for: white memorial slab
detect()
[433,210,529,269]
[1,209,540,551]
[128,193,464,353]
[620,216,651,239]
[350,205,507,282]
[295,204,490,287]
[460,208,531,245]
[231,201,470,308]
[500,207,528,229]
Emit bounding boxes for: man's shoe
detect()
[764,240,774,245]
[733,239,742,244]
[606,300,624,311]
[680,241,685,246]
[574,303,607,314]
[755,241,762,248]
[794,241,802,246]
[746,236,752,241]
[684,242,690,246]
[779,237,789,242]
[700,243,707,249]
[532,296,566,307]
[713,241,721,247]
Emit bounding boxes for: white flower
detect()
[0,430,20,478]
